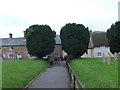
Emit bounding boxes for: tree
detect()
[107,21,120,54]
[60,23,90,58]
[26,24,55,58]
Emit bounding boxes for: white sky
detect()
[0,0,119,38]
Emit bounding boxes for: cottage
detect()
[0,33,30,60]
[82,32,114,58]
[0,32,63,60]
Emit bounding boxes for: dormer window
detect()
[9,47,13,50]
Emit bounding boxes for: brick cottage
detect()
[0,32,63,60]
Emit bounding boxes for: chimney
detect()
[23,31,26,39]
[9,33,12,38]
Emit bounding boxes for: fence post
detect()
[70,70,72,83]
[74,75,76,90]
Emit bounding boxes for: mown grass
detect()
[2,60,49,88]
[69,58,119,88]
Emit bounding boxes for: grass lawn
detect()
[69,58,119,88]
[2,59,49,88]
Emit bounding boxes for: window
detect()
[9,47,13,50]
[97,52,102,56]
[8,54,14,58]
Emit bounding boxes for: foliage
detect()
[60,23,90,58]
[69,58,119,88]
[26,25,55,58]
[2,60,49,88]
[107,21,120,54]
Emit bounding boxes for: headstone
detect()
[114,53,118,61]
[103,53,106,64]
[107,53,111,64]
[118,52,120,61]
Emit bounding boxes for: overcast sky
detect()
[0,0,119,38]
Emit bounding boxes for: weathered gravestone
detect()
[103,53,111,64]
[103,53,107,64]
[114,53,118,61]
[107,53,111,64]
[118,52,120,61]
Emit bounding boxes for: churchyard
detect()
[2,60,49,88]
[69,58,119,88]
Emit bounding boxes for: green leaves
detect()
[60,23,90,58]
[26,24,55,58]
[107,21,120,54]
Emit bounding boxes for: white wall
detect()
[82,46,114,58]
[81,49,92,58]
[62,50,67,57]
[93,46,114,57]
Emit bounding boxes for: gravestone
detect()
[114,53,118,61]
[107,53,111,64]
[103,53,106,64]
[118,52,120,61]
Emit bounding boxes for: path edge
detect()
[23,65,50,89]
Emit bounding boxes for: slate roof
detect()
[0,35,61,46]
[0,34,108,47]
[0,38,26,46]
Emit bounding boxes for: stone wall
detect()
[51,45,63,59]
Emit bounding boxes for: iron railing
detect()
[66,61,86,90]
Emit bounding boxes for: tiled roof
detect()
[0,38,26,46]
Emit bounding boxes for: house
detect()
[81,32,114,58]
[0,32,63,60]
[0,31,114,60]
[0,33,30,60]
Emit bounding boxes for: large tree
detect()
[107,21,120,54]
[60,23,90,58]
[26,24,55,58]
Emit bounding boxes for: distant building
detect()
[0,31,114,60]
[0,32,63,60]
[118,1,120,21]
[51,35,63,59]
[0,33,29,60]
[82,32,114,58]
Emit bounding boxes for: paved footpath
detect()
[28,61,70,88]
